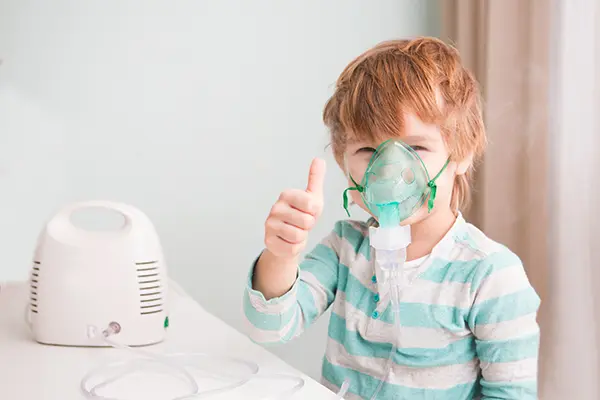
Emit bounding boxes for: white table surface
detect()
[0,281,339,400]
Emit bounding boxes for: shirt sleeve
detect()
[467,250,541,399]
[242,222,342,345]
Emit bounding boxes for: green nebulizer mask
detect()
[343,139,449,228]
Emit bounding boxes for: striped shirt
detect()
[243,214,541,399]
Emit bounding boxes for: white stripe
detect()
[335,238,387,299]
[455,223,506,256]
[473,264,532,304]
[247,279,299,314]
[320,226,344,250]
[474,312,539,340]
[403,279,472,308]
[337,235,370,272]
[480,358,538,382]
[242,307,302,343]
[447,241,488,262]
[345,220,370,236]
[325,338,479,389]
[333,292,470,349]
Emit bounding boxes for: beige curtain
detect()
[442,1,600,399]
[440,0,552,395]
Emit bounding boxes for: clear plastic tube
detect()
[253,373,306,400]
[22,279,304,400]
[333,378,351,399]
[368,249,406,400]
[79,324,305,400]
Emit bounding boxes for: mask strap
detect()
[427,158,450,213]
[343,175,363,217]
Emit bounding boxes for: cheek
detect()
[421,153,454,188]
[436,163,458,194]
[349,190,363,205]
[350,190,372,213]
[345,155,371,183]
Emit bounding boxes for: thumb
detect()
[306,157,326,197]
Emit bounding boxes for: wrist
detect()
[260,249,298,268]
[254,249,299,300]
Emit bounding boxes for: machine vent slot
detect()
[136,261,163,316]
[30,261,41,313]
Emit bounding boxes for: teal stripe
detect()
[469,250,523,293]
[418,250,522,288]
[398,302,468,331]
[480,379,537,399]
[476,333,540,363]
[337,263,350,291]
[337,268,394,324]
[328,312,476,367]
[471,288,540,325]
[337,263,378,311]
[332,220,345,236]
[337,267,385,319]
[333,221,371,261]
[245,314,300,346]
[322,359,480,399]
[418,258,481,284]
[242,290,297,331]
[301,243,338,306]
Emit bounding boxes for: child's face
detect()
[343,112,468,225]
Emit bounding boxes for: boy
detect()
[243,37,540,399]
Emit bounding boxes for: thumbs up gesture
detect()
[264,158,326,260]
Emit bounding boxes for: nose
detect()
[365,176,411,206]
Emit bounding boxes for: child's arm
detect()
[467,251,541,399]
[243,227,340,344]
[243,158,336,344]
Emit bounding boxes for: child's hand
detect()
[264,158,326,261]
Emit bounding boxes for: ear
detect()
[455,153,473,176]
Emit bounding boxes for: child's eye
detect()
[410,145,427,151]
[355,147,376,154]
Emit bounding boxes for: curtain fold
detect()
[441,0,549,318]
[441,0,552,395]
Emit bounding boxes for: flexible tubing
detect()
[21,273,367,399]
[20,279,305,400]
[369,252,404,400]
[333,378,351,399]
[79,328,306,399]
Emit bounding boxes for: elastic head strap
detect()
[342,175,363,217]
[426,158,451,213]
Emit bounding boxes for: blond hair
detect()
[322,37,486,212]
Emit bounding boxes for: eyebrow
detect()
[401,134,431,144]
[346,133,432,147]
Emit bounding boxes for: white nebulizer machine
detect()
[25,200,305,400]
[27,200,169,347]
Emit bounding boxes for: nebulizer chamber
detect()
[342,140,433,400]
